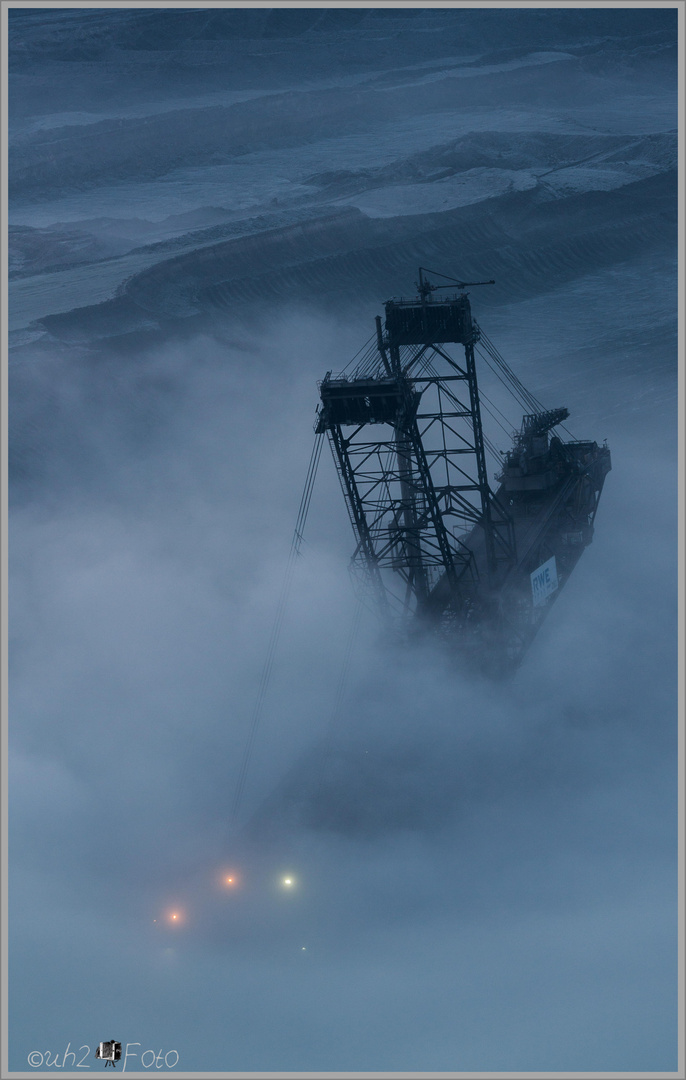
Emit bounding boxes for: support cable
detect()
[341,332,378,377]
[230,433,324,822]
[476,342,542,416]
[315,596,364,803]
[477,328,543,410]
[475,327,577,439]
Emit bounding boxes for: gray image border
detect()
[1,1,683,1077]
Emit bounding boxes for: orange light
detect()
[220,870,240,889]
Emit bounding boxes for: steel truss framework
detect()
[315,274,611,677]
[317,326,516,623]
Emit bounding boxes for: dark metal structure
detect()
[315,269,611,677]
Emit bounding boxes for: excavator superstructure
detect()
[316,269,611,676]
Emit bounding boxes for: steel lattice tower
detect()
[315,269,611,677]
[316,270,516,633]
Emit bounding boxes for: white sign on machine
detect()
[530,556,559,607]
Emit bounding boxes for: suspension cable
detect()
[230,432,324,822]
[476,339,543,415]
[476,328,577,440]
[341,331,378,377]
[315,595,364,803]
